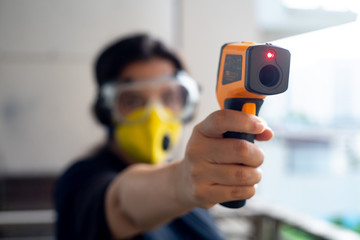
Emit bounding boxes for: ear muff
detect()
[92,91,112,127]
[175,71,201,123]
[182,83,201,124]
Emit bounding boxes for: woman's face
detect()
[112,58,183,164]
[115,58,184,121]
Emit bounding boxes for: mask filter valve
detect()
[162,134,171,151]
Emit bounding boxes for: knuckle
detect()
[230,186,243,199]
[234,167,248,183]
[230,186,256,200]
[213,110,227,132]
[193,185,207,204]
[189,164,202,182]
[185,143,203,164]
[235,168,262,185]
[185,145,197,161]
[244,114,259,132]
[190,124,206,143]
[253,148,265,167]
[254,170,262,184]
[192,124,201,136]
[235,140,251,157]
[192,185,214,209]
[258,149,265,165]
[249,119,259,131]
[244,186,256,199]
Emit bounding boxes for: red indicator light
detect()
[266,50,275,59]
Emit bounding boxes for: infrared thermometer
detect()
[216,42,290,208]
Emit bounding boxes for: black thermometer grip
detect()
[220,98,264,209]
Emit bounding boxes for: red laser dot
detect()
[266,51,275,59]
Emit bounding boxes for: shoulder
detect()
[55,145,127,202]
[54,146,122,239]
[60,145,126,182]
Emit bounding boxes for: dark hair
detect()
[93,33,185,127]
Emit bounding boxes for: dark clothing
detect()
[54,145,225,240]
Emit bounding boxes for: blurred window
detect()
[282,0,360,12]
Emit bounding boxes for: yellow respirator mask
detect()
[114,105,182,164]
[101,71,200,164]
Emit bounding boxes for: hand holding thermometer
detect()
[216,42,290,208]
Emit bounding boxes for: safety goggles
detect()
[101,71,200,124]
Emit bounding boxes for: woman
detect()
[55,34,273,239]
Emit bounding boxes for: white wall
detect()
[0,0,178,174]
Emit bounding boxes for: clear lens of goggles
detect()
[101,71,200,123]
